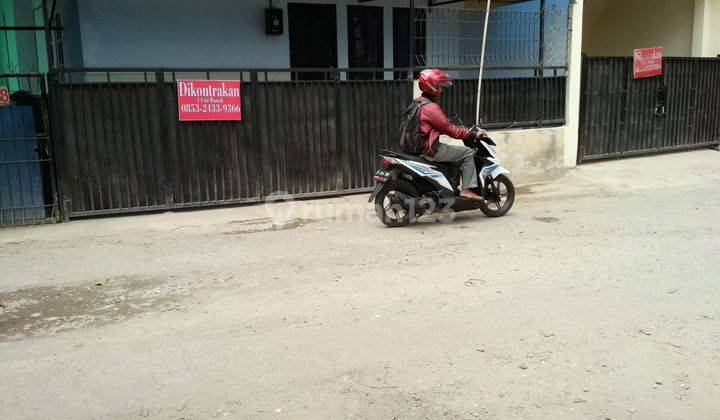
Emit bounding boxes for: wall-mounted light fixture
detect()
[265,1,283,35]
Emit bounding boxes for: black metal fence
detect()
[439,76,566,129]
[0,74,59,226]
[49,68,567,218]
[579,57,720,161]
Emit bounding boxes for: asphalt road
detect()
[1,149,719,419]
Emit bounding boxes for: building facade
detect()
[1,0,719,226]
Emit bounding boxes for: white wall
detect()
[564,0,582,167]
[693,0,720,57]
[710,0,720,56]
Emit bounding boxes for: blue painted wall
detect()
[75,0,290,68]
[0,105,45,223]
[56,0,568,80]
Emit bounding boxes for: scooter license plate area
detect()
[368,181,385,202]
[373,170,390,183]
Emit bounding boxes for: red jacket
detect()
[417,95,471,157]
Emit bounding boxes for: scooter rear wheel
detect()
[374,179,419,228]
[479,174,515,217]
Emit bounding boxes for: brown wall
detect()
[582,0,695,56]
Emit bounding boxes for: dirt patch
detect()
[170,225,201,232]
[226,217,273,226]
[533,216,560,223]
[224,218,311,235]
[0,276,191,342]
[515,185,533,195]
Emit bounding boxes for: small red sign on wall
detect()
[633,47,663,79]
[0,86,10,107]
[177,80,242,121]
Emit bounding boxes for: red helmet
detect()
[418,68,453,97]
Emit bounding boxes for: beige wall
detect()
[582,0,696,56]
[441,127,567,184]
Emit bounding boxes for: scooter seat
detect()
[381,150,458,171]
[381,150,428,164]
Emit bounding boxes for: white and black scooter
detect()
[369,119,515,227]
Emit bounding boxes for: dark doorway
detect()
[393,7,426,79]
[347,5,383,80]
[288,3,338,80]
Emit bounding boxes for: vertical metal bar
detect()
[475,0,492,125]
[113,79,131,208]
[321,81,333,191]
[237,72,247,198]
[84,82,102,211]
[609,59,620,156]
[577,58,588,160]
[262,70,276,195]
[698,60,709,144]
[155,69,173,207]
[8,96,22,223]
[43,74,62,221]
[41,0,55,70]
[409,0,415,72]
[711,60,720,144]
[312,81,324,192]
[334,75,345,192]
[45,71,69,218]
[251,69,262,198]
[666,59,675,149]
[348,80,358,190]
[538,73,545,126]
[126,83,141,208]
[602,61,622,153]
[65,76,82,213]
[621,58,633,155]
[537,0,545,77]
[96,80,115,210]
[131,83,148,206]
[690,59,700,145]
[276,79,288,194]
[287,78,299,193]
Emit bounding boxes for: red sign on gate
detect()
[177,79,242,121]
[0,86,10,107]
[633,47,663,79]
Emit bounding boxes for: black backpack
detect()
[398,98,431,155]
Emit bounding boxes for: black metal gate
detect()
[0,74,59,226]
[578,57,720,162]
[50,69,412,218]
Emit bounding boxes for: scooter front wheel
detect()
[479,174,515,217]
[374,179,419,228]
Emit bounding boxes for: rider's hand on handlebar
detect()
[475,128,487,139]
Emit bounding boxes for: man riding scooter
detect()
[415,68,486,201]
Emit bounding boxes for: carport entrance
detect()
[577,56,720,162]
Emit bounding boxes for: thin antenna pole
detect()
[475,0,492,125]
